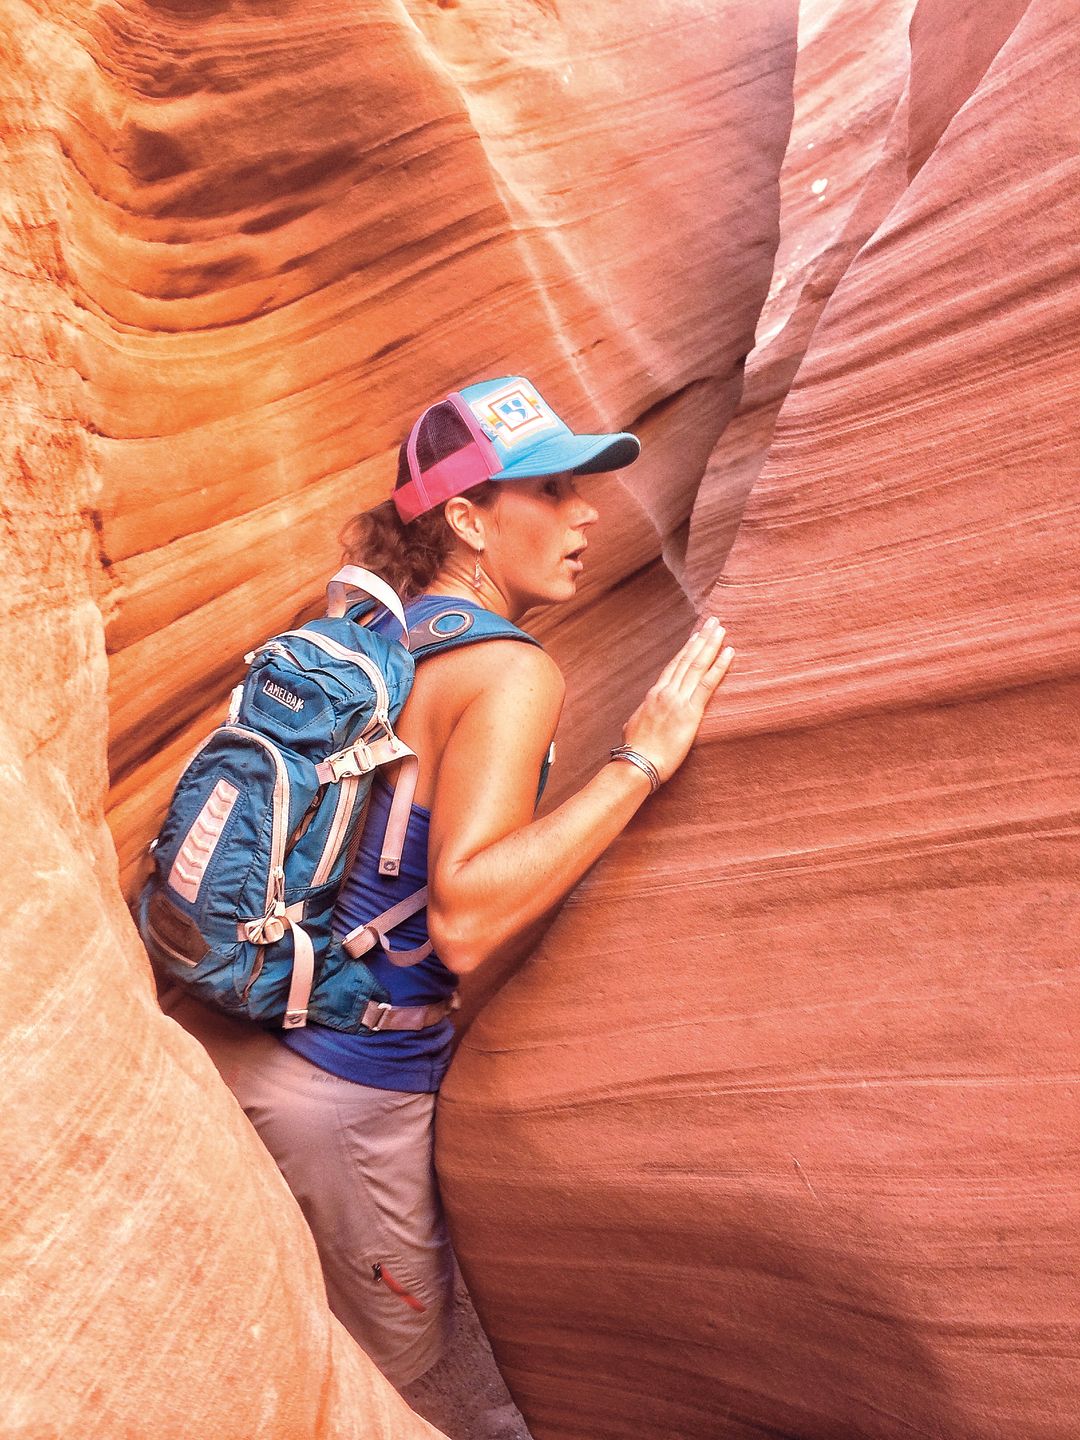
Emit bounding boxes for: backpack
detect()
[138,566,537,1032]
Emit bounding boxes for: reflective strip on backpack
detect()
[168,779,240,904]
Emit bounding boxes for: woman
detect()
[183,375,734,1388]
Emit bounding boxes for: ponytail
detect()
[340,482,498,598]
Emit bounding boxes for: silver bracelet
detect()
[609,745,662,793]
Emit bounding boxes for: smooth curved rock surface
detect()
[439,2,1080,1436]
[685,0,1043,607]
[684,0,919,602]
[3,0,797,1431]
[2,754,447,1440]
[0,19,443,1434]
[95,0,798,902]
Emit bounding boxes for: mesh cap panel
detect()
[395,442,411,490]
[392,376,640,521]
[396,401,475,492]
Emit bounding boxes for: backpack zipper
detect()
[310,773,362,888]
[225,726,291,953]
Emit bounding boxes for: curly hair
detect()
[340,476,498,597]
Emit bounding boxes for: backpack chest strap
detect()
[358,996,458,1032]
[315,732,408,785]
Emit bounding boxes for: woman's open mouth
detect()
[563,543,587,575]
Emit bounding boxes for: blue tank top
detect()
[281,776,456,1092]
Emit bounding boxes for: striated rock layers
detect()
[438,2,1080,1438]
[3,5,445,1437]
[96,0,799,900]
[684,0,920,602]
[2,0,798,1434]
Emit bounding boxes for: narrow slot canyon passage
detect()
[3,0,1079,1437]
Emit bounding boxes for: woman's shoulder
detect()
[406,642,559,762]
[471,631,563,686]
[436,629,564,707]
[404,595,563,693]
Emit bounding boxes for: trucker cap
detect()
[392,375,641,522]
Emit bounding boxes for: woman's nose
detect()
[574,496,600,528]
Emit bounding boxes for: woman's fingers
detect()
[670,619,727,698]
[654,617,716,690]
[698,644,735,695]
[652,643,690,692]
[667,617,724,692]
[678,636,732,713]
[622,620,734,781]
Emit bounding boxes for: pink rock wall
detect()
[438,1,1080,1437]
[685,0,919,602]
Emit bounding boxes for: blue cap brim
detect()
[490,431,640,481]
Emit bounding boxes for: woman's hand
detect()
[620,617,734,782]
[425,619,733,973]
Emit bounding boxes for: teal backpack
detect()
[138,567,537,1032]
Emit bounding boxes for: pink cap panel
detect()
[393,444,493,522]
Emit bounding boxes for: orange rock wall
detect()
[1,9,443,1436]
[97,0,798,901]
[2,0,798,1432]
[438,1,1080,1437]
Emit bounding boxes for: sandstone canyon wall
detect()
[99,0,798,904]
[2,7,455,1434]
[438,1,1080,1438]
[2,0,799,1434]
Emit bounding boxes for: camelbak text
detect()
[263,680,304,712]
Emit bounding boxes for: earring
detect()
[471,549,484,591]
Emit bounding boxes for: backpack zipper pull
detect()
[241,896,288,946]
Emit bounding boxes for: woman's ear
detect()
[443,495,489,549]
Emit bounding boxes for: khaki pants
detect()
[169,997,453,1386]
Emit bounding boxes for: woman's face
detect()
[481,473,600,615]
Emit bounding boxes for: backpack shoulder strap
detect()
[409,604,553,803]
[408,604,541,660]
[325,566,409,647]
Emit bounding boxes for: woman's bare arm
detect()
[427,618,733,972]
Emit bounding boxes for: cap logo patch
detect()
[474,382,559,447]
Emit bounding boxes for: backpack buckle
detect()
[326,740,374,782]
[367,1001,394,1033]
